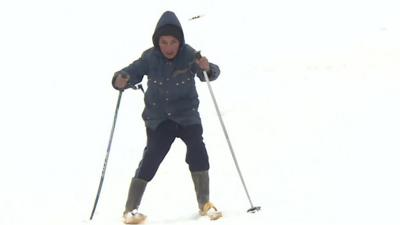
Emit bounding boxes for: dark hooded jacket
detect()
[114,11,220,130]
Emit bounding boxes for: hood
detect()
[152,11,185,48]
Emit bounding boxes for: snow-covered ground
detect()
[1,0,400,225]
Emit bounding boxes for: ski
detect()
[122,211,222,224]
[200,202,223,220]
[207,211,223,220]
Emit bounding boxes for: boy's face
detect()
[159,35,180,59]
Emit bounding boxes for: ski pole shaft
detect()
[196,52,260,212]
[90,90,123,220]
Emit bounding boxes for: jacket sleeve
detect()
[195,62,220,82]
[112,53,148,90]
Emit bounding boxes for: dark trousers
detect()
[135,120,210,181]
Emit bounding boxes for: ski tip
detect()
[247,206,261,213]
[208,211,223,220]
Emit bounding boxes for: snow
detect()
[1,0,400,225]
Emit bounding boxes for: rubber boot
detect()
[124,178,147,214]
[191,170,210,210]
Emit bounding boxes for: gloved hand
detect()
[196,56,210,72]
[112,72,130,90]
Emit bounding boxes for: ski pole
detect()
[90,90,123,220]
[129,83,145,94]
[196,52,261,213]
